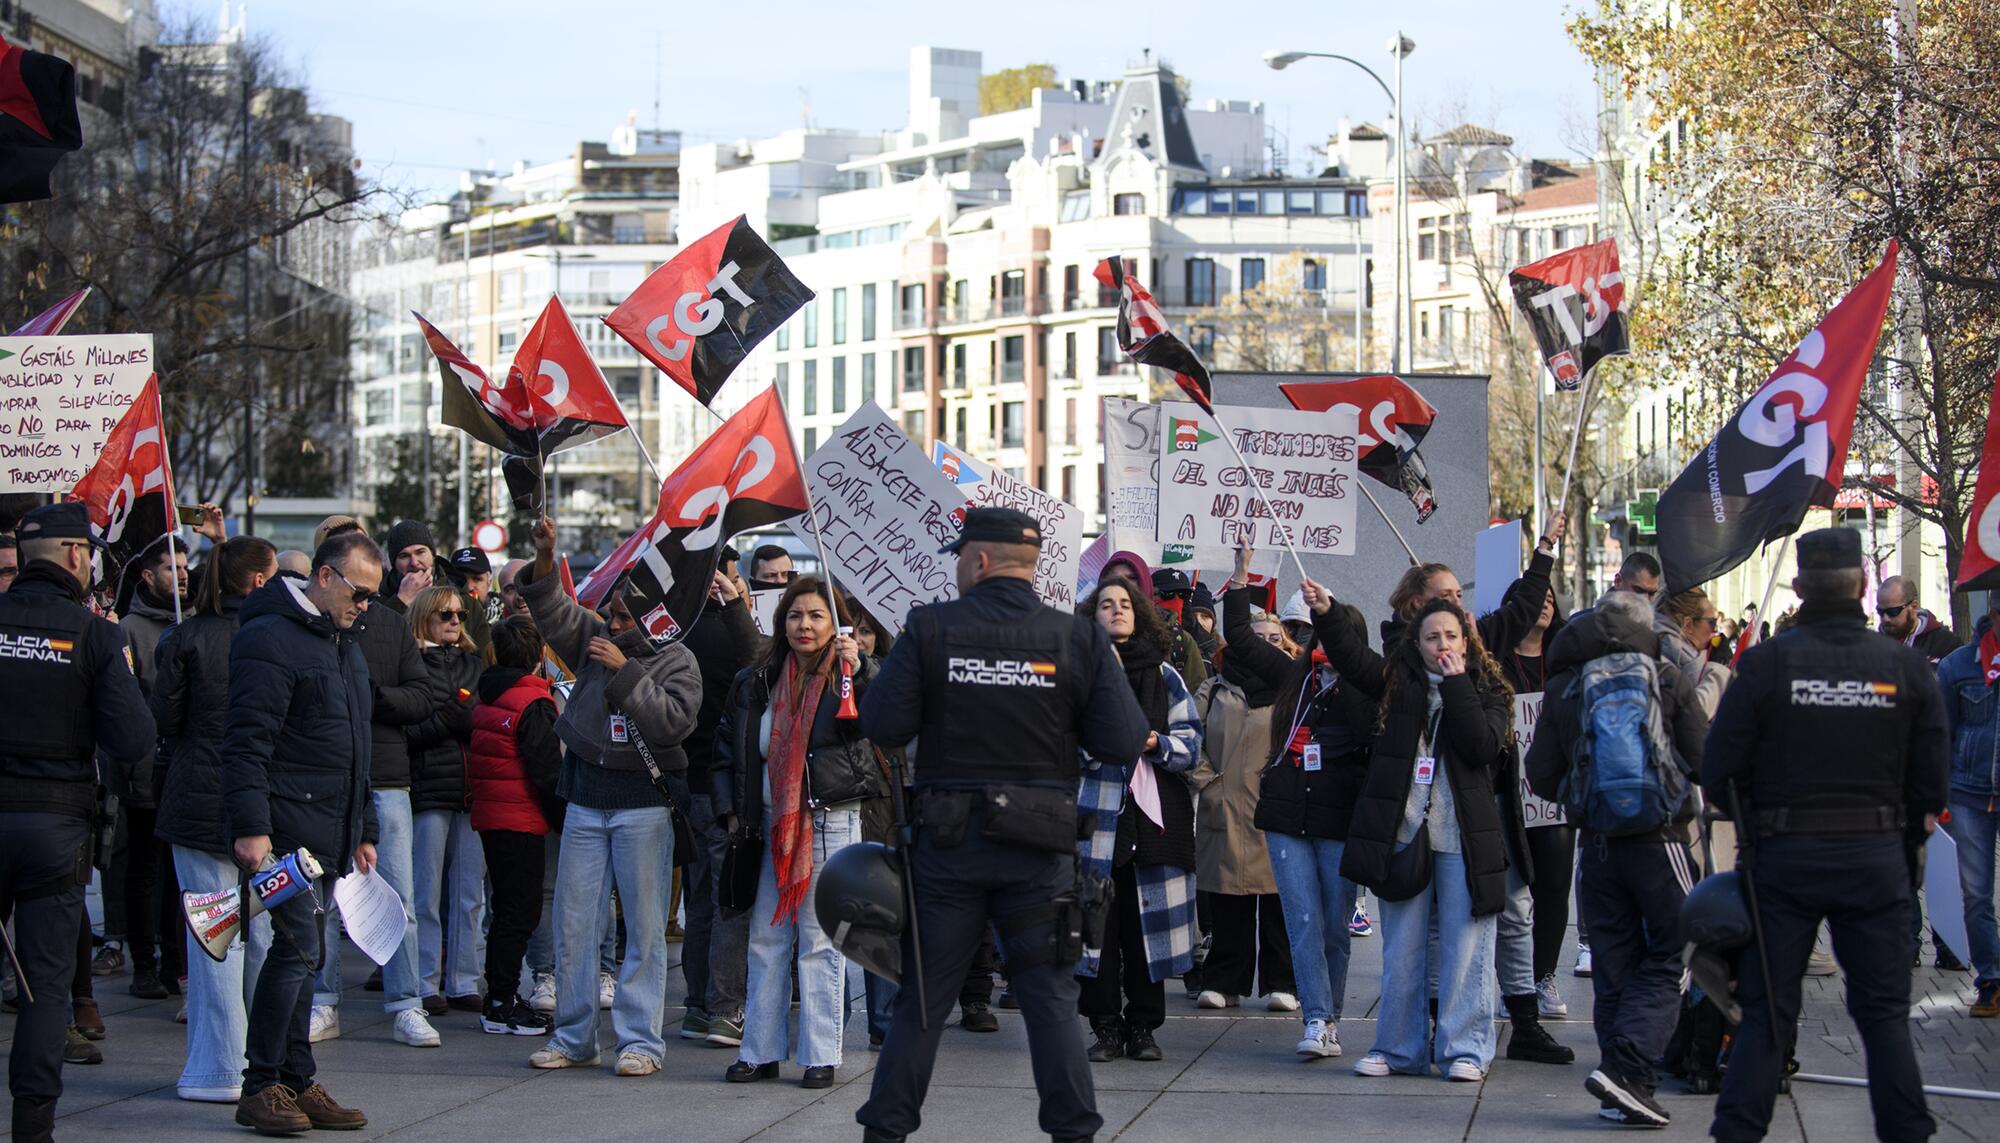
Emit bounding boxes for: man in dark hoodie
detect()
[222,530,381,1135]
[1525,590,1708,1129]
[306,517,438,1048]
[676,547,762,1046]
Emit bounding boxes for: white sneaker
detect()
[307,1004,340,1043]
[1537,973,1568,1018]
[176,1084,242,1103]
[1195,990,1237,1010]
[529,1043,601,1069]
[1266,991,1300,1013]
[1295,1019,1341,1058]
[392,1008,442,1047]
[528,972,557,1015]
[1353,1051,1391,1077]
[1573,947,1593,978]
[1447,1058,1486,1082]
[614,1051,660,1077]
[598,972,616,1010]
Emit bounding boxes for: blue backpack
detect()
[1557,651,1688,836]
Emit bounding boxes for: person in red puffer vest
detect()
[467,616,564,1036]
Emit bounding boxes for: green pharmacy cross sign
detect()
[1627,488,1659,542]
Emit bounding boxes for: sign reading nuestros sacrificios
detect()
[0,335,155,493]
[798,403,970,636]
[1155,400,1360,556]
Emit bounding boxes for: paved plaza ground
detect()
[7,919,1997,1142]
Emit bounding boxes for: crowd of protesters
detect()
[4,497,1996,1141]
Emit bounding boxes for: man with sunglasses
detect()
[222,530,385,1134]
[0,503,155,1143]
[1876,576,1960,665]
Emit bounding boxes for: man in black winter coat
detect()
[222,531,382,1134]
[676,554,761,1044]
[306,517,438,1046]
[1525,590,1708,1129]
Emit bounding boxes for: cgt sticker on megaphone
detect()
[183,849,322,962]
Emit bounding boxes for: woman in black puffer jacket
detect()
[406,585,488,1011]
[713,577,886,1087]
[152,535,277,1101]
[1216,543,1378,1060]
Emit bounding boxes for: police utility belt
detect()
[913,782,1081,854]
[1755,804,1905,837]
[0,776,96,818]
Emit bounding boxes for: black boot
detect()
[1087,1019,1124,1063]
[12,1097,55,1143]
[1504,993,1575,1065]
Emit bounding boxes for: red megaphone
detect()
[837,625,859,720]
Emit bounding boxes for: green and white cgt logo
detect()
[1160,543,1194,565]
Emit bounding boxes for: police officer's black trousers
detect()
[1576,834,1696,1093]
[0,811,89,1140]
[243,876,326,1097]
[1712,836,1933,1143]
[861,829,1100,1141]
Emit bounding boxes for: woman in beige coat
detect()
[1190,620,1298,1012]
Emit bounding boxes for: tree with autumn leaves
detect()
[1573,0,1999,630]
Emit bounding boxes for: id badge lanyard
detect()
[1412,708,1445,818]
[1281,667,1339,770]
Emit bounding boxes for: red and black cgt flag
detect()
[507,295,629,455]
[604,215,813,405]
[0,34,83,204]
[1656,243,1899,592]
[1955,363,2000,593]
[1509,238,1628,392]
[1281,374,1442,523]
[72,373,176,575]
[578,385,808,646]
[1094,256,1213,411]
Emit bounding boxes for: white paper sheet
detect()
[333,868,410,967]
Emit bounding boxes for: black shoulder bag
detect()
[621,710,697,869]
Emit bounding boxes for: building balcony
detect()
[901,370,927,392]
[893,307,935,331]
[999,362,1026,384]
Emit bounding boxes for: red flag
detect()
[1282,375,1441,522]
[1956,364,2000,592]
[1656,242,1900,591]
[1093,256,1213,411]
[0,33,82,204]
[604,215,814,405]
[71,373,175,572]
[10,287,88,336]
[577,386,808,643]
[558,555,578,602]
[507,295,628,455]
[1508,239,1630,392]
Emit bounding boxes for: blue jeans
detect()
[1497,861,1536,997]
[742,807,856,1068]
[1372,851,1497,1073]
[549,805,674,1064]
[527,829,617,985]
[174,846,271,1094]
[314,789,422,1012]
[413,808,487,998]
[1264,833,1358,1025]
[1946,797,2000,984]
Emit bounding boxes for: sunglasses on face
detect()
[1877,604,1909,619]
[435,610,468,623]
[331,567,373,605]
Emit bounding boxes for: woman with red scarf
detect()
[713,577,888,1089]
[1218,546,1378,1060]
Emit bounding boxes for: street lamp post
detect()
[1265,33,1416,372]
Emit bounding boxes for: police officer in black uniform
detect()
[1702,527,1947,1143]
[854,508,1149,1143]
[0,503,154,1143]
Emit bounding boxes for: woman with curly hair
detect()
[1313,585,1515,1081]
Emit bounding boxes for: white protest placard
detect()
[931,441,1084,612]
[1101,396,1278,576]
[747,586,787,638]
[1156,400,1360,556]
[1515,691,1566,827]
[798,403,970,636]
[1476,519,1525,618]
[0,334,155,492]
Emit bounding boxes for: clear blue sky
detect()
[246,1,1600,201]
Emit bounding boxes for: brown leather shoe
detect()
[235,1085,311,1136]
[294,1083,367,1130]
[72,998,105,1040]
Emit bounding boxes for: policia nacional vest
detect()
[913,601,1081,785]
[0,593,101,816]
[1751,624,1910,836]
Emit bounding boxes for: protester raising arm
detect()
[522,514,608,671]
[1220,547,1303,693]
[1305,577,1389,699]
[1477,514,1564,656]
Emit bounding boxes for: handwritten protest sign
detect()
[747,587,786,637]
[0,335,155,493]
[931,441,1083,612]
[1101,396,1278,575]
[798,403,969,636]
[1515,691,1566,827]
[1156,400,1359,556]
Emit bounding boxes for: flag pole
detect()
[772,393,847,642]
[1357,481,1422,567]
[1551,370,1598,526]
[1747,534,1794,649]
[157,378,183,626]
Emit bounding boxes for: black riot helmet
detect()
[814,841,906,982]
[1680,871,1753,952]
